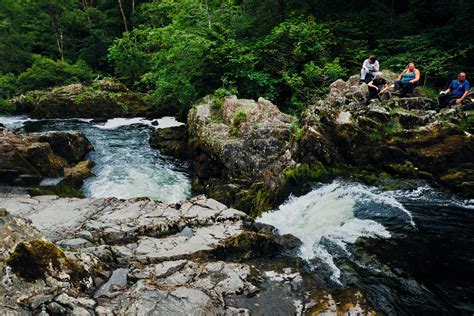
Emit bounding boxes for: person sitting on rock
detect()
[438,72,470,108]
[394,63,420,97]
[360,55,380,84]
[365,74,388,105]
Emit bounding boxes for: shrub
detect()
[0,99,16,114]
[17,56,95,92]
[0,73,18,99]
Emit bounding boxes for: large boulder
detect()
[35,131,93,164]
[185,96,297,214]
[0,129,94,195]
[149,125,193,160]
[12,81,149,119]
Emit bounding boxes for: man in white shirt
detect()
[360,55,380,84]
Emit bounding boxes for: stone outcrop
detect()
[180,96,296,215]
[0,194,372,315]
[11,80,150,119]
[0,128,94,196]
[152,77,472,215]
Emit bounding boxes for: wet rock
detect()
[63,160,94,183]
[149,125,192,159]
[0,128,94,191]
[186,97,296,213]
[35,131,94,164]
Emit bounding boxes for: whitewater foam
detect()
[258,181,415,282]
[95,117,184,129]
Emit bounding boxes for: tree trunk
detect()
[117,0,129,32]
[56,24,64,61]
[82,0,93,26]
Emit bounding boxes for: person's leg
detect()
[438,93,455,108]
[438,94,450,107]
[400,82,414,97]
[360,68,366,83]
[394,80,402,91]
[364,71,373,83]
[368,87,377,99]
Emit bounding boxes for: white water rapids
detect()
[258,181,416,282]
[0,116,191,203]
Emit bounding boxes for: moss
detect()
[211,231,279,262]
[232,188,272,218]
[370,131,382,141]
[386,161,419,178]
[283,162,329,185]
[416,86,439,99]
[254,190,271,217]
[440,171,466,183]
[28,182,85,198]
[383,121,403,135]
[7,240,83,282]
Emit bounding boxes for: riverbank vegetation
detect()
[1,0,473,115]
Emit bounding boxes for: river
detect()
[0,116,192,203]
[1,116,473,314]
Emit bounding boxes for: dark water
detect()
[260,182,474,315]
[0,116,192,203]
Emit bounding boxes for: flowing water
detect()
[259,181,474,314]
[0,116,192,203]
[2,115,473,314]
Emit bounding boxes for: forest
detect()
[1,0,473,115]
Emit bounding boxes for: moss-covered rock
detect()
[212,231,280,262]
[12,81,150,119]
[7,239,84,283]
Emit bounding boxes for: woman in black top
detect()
[366,74,388,105]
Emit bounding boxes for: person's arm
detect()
[444,81,454,94]
[362,59,370,70]
[398,69,406,81]
[456,82,470,103]
[411,69,420,83]
[374,60,380,72]
[380,83,389,93]
[456,90,469,104]
[367,80,376,88]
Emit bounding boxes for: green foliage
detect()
[288,117,302,140]
[229,109,247,136]
[460,114,474,134]
[2,0,474,113]
[0,73,18,99]
[211,87,238,108]
[17,56,95,92]
[0,99,16,114]
[383,122,403,135]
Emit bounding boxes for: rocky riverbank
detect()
[0,194,373,315]
[10,80,152,119]
[0,126,94,197]
[150,75,473,215]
